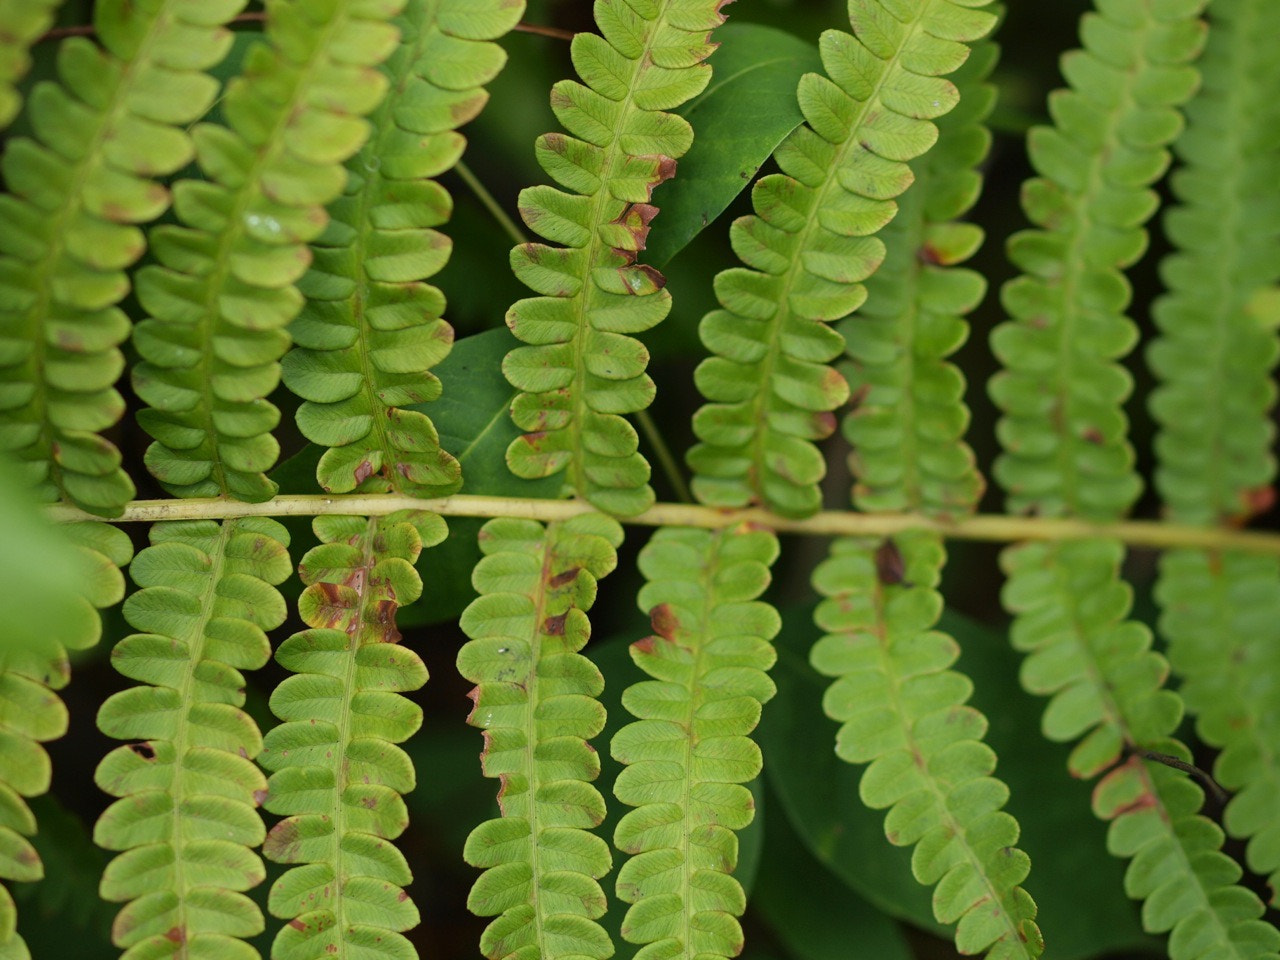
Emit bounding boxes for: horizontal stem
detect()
[45,495,1280,554]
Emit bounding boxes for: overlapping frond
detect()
[812,532,1042,959]
[502,0,730,517]
[841,38,995,518]
[1143,0,1280,912]
[0,0,62,129]
[281,0,524,496]
[610,525,779,959]
[260,510,444,960]
[1156,551,1280,906]
[1002,539,1280,960]
[990,0,1207,520]
[0,521,131,960]
[1147,0,1280,528]
[93,519,289,960]
[132,0,406,502]
[0,0,245,515]
[686,0,997,518]
[457,513,623,960]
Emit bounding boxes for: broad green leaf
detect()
[646,23,822,267]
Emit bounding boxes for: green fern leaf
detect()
[841,36,996,517]
[0,0,62,129]
[610,524,779,959]
[1002,539,1280,960]
[281,0,524,497]
[132,0,407,502]
[1156,551,1280,908]
[457,513,623,960]
[0,520,131,960]
[503,0,731,517]
[0,0,247,515]
[812,532,1043,959]
[990,0,1208,520]
[260,511,445,960]
[1143,0,1280,912]
[686,0,997,518]
[93,519,290,960]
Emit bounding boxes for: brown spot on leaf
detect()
[632,636,656,656]
[361,795,377,809]
[253,789,268,807]
[353,459,375,485]
[874,540,908,586]
[918,243,944,266]
[549,567,580,587]
[1081,427,1104,445]
[543,612,568,635]
[129,742,156,761]
[163,926,186,944]
[289,919,308,932]
[650,603,679,639]
[372,599,401,644]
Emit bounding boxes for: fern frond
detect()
[0,521,131,960]
[1156,550,1280,907]
[990,0,1207,520]
[1002,539,1280,960]
[503,0,730,517]
[457,513,623,960]
[1140,0,1280,910]
[812,531,1043,959]
[0,0,246,515]
[0,0,62,129]
[685,0,997,519]
[1146,0,1280,528]
[281,0,524,497]
[260,510,445,960]
[841,37,996,518]
[609,524,779,959]
[132,0,406,502]
[93,518,290,959]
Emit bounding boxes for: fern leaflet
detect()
[1002,539,1280,960]
[0,0,62,129]
[812,532,1043,959]
[131,0,405,502]
[0,0,246,515]
[611,524,779,959]
[94,519,290,959]
[0,522,131,960]
[457,513,623,960]
[841,35,995,517]
[686,0,997,518]
[503,0,728,517]
[281,0,524,496]
[260,511,444,960]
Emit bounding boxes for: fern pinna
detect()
[502,0,728,517]
[0,522,132,960]
[261,511,444,960]
[612,525,779,960]
[0,0,245,515]
[132,0,405,503]
[94,519,290,959]
[1144,0,1280,910]
[992,1,1280,956]
[281,0,525,498]
[458,513,623,960]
